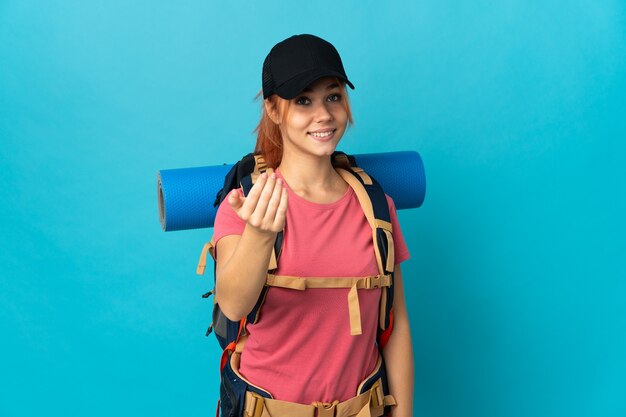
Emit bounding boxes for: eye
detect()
[295,96,311,105]
[327,93,342,102]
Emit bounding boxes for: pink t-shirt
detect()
[213,168,410,404]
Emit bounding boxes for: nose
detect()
[314,101,333,123]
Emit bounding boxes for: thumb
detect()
[227,189,244,210]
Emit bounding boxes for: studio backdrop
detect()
[1,1,625,417]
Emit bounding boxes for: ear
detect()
[264,99,281,125]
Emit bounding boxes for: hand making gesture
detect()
[227,172,288,235]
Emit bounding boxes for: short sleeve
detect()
[385,194,411,265]
[212,188,246,245]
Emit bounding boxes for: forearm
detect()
[215,224,277,320]
[383,313,414,417]
[382,264,414,417]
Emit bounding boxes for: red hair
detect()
[253,79,354,168]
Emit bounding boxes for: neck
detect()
[277,149,341,193]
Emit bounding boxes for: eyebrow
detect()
[301,82,340,93]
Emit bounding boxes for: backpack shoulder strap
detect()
[333,151,396,335]
[213,153,256,208]
[335,168,395,276]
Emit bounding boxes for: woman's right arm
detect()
[215,172,288,321]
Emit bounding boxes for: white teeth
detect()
[309,130,334,138]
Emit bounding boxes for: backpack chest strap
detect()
[265,274,391,290]
[265,274,391,336]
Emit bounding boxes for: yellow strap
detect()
[313,400,340,417]
[351,166,373,185]
[348,283,362,335]
[198,237,277,273]
[374,220,394,272]
[383,395,397,407]
[265,274,391,290]
[332,156,373,186]
[244,394,264,417]
[336,169,385,277]
[254,154,268,171]
[196,240,215,275]
[268,247,278,271]
[374,219,392,232]
[336,168,376,231]
[383,229,395,273]
[243,380,392,417]
[251,163,274,185]
[245,392,312,417]
[251,154,269,184]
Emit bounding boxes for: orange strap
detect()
[220,318,246,372]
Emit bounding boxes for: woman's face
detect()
[279,76,348,160]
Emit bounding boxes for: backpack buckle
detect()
[365,276,382,289]
[244,392,265,417]
[313,400,339,417]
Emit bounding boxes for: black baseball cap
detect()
[262,34,355,100]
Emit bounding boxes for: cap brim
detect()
[275,69,355,100]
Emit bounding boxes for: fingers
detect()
[254,173,279,219]
[272,186,288,230]
[242,172,274,221]
[263,177,287,226]
[235,172,268,221]
[234,172,288,233]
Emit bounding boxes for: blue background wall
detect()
[1,1,625,416]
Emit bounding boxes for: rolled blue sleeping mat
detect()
[157,151,425,231]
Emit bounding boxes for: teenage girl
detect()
[212,34,414,417]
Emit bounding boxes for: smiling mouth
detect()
[308,129,336,138]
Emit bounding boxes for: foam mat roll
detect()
[158,151,425,231]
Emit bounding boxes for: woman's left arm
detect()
[382,264,414,417]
